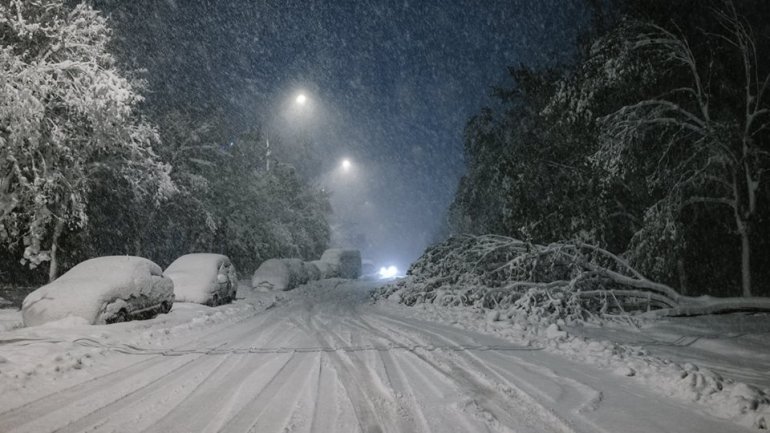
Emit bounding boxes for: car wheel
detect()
[110,309,128,324]
[210,294,219,307]
[160,301,171,314]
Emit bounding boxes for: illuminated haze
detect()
[94,0,590,270]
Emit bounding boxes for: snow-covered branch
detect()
[374,235,770,323]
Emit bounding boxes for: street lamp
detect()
[341,158,352,171]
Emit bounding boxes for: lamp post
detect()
[265,130,271,172]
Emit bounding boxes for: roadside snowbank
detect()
[374,297,770,429]
[0,308,22,332]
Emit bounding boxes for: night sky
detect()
[95,0,590,270]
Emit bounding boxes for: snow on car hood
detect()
[22,256,173,326]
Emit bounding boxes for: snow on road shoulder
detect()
[374,295,770,430]
[0,286,278,410]
[0,308,23,332]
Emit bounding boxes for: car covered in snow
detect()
[251,258,309,291]
[320,248,362,279]
[164,253,237,306]
[22,256,175,327]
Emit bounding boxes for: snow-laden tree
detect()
[598,2,770,297]
[0,0,173,281]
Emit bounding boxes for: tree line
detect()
[0,0,330,285]
[448,0,770,297]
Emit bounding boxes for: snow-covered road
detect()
[0,280,753,433]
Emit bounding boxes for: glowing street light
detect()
[296,93,307,106]
[341,158,352,171]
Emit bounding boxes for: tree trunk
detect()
[677,258,688,295]
[134,237,142,257]
[48,218,66,283]
[739,222,752,297]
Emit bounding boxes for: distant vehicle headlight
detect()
[379,265,399,279]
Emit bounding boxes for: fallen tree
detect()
[373,235,770,322]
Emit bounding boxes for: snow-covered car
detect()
[22,256,174,327]
[320,248,362,279]
[309,259,337,279]
[251,258,309,291]
[164,253,237,306]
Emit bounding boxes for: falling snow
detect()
[1,0,770,432]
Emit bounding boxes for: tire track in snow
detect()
[305,311,412,433]
[147,352,307,433]
[343,313,521,432]
[322,309,536,432]
[248,353,321,433]
[354,312,579,433]
[214,352,316,433]
[316,308,522,432]
[308,355,363,433]
[47,316,299,433]
[367,309,753,433]
[333,313,490,433]
[55,352,233,433]
[0,308,290,433]
[315,309,514,433]
[0,353,204,433]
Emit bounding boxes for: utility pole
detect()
[265,131,271,172]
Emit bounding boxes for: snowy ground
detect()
[0,279,766,432]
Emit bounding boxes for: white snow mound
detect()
[22,256,174,326]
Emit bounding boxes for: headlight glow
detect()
[378,265,399,279]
